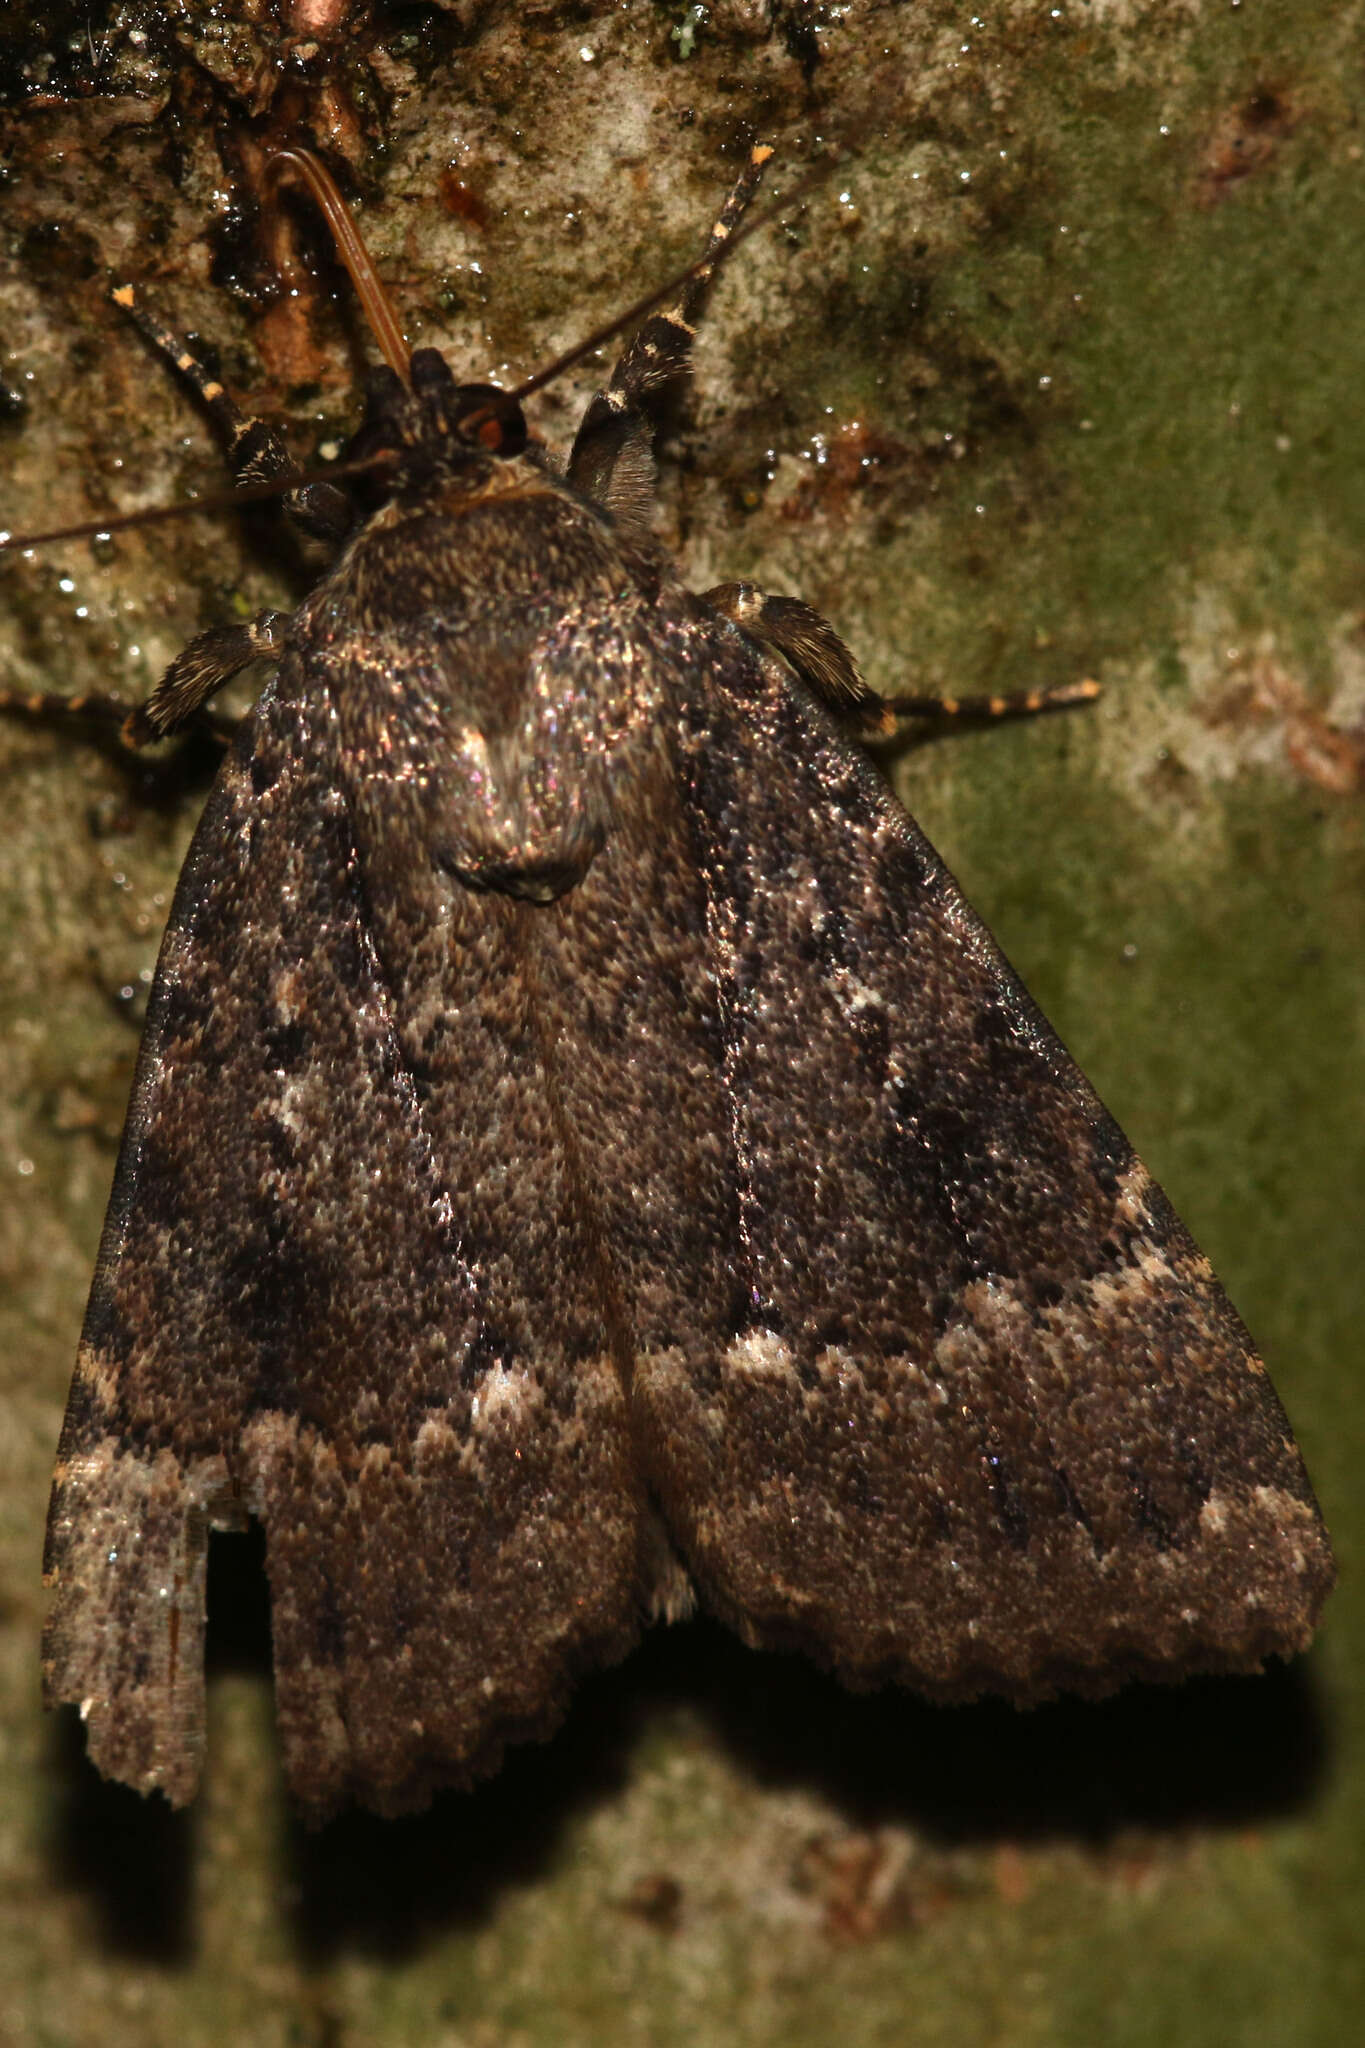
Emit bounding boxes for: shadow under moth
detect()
[29,147,1333,1820]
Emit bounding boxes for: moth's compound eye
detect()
[490,404,528,456]
[451,385,528,458]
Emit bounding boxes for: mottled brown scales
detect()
[40,156,1332,1819]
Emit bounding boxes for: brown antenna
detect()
[0,150,835,554]
[268,147,413,384]
[509,151,837,404]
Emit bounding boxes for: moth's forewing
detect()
[635,646,1332,1699]
[44,641,649,1817]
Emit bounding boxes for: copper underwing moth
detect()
[30,147,1333,1819]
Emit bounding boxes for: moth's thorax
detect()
[293,460,681,904]
[322,459,633,636]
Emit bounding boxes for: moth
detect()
[32,147,1332,1819]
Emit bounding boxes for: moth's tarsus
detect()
[0,687,139,737]
[0,685,237,752]
[0,143,814,558]
[883,676,1104,722]
[30,150,1333,1822]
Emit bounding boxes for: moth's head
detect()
[353,348,530,491]
[264,151,536,498]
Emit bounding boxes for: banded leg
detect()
[0,609,286,751]
[703,579,1100,731]
[882,677,1101,721]
[567,145,773,525]
[0,686,235,751]
[94,288,321,748]
[112,284,352,545]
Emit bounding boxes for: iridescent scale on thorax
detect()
[304,457,671,905]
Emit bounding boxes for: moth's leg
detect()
[702,581,890,732]
[83,288,322,749]
[567,145,773,522]
[0,685,237,750]
[704,578,1100,732]
[0,611,286,753]
[112,284,352,545]
[882,678,1101,721]
[125,610,290,744]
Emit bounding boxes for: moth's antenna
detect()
[267,147,413,386]
[1,150,413,556]
[0,150,836,555]
[509,151,839,405]
[0,452,392,555]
